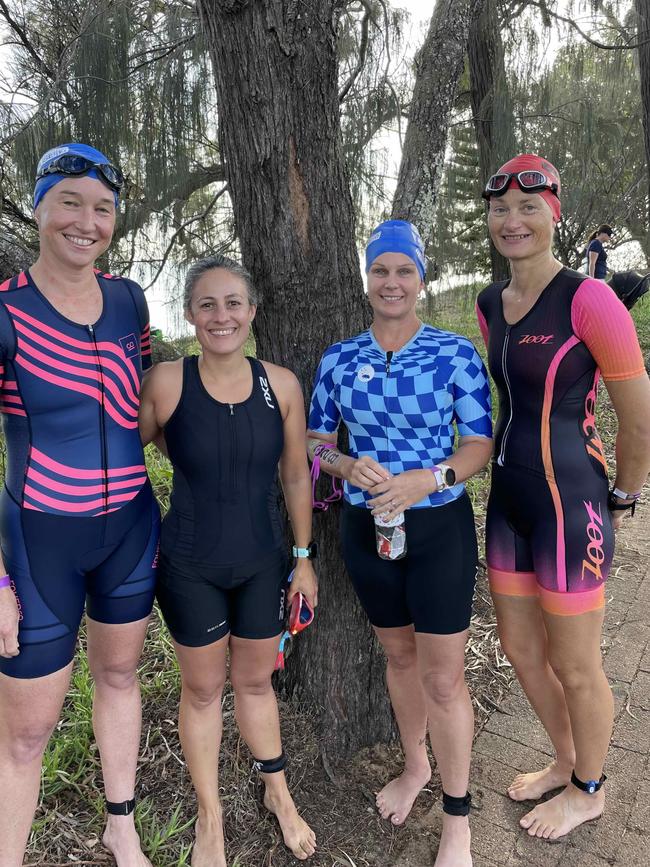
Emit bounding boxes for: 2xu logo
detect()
[582,500,605,582]
[259,376,275,409]
[518,334,554,345]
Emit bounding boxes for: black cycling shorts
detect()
[340,493,478,635]
[156,549,288,647]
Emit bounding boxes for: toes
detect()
[519,812,534,829]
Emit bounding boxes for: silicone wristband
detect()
[0,575,10,589]
[611,486,641,501]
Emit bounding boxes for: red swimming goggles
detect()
[482,170,559,199]
[288,592,314,635]
[274,589,315,670]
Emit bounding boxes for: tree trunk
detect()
[197,0,394,758]
[635,0,650,263]
[392,0,486,252]
[468,0,515,282]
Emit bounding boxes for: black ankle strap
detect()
[252,752,287,774]
[106,797,136,816]
[442,790,472,816]
[571,771,606,794]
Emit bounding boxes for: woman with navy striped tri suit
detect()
[0,144,159,867]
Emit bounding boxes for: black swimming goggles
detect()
[36,155,124,192]
[482,170,559,200]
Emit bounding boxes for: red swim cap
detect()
[495,154,561,223]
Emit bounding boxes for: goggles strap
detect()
[274,630,291,671]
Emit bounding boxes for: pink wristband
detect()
[0,575,10,590]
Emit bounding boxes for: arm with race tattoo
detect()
[306,434,391,490]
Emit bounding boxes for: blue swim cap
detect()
[33,143,120,210]
[365,220,426,281]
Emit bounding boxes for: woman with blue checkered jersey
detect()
[307,220,493,867]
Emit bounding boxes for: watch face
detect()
[443,466,456,486]
[307,541,318,559]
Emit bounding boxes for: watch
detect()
[292,541,318,560]
[431,463,456,492]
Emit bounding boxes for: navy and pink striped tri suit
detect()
[0,270,160,678]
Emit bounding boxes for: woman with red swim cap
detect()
[476,154,650,839]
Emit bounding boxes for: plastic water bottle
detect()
[374,510,407,560]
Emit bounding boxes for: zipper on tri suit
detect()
[88,324,109,512]
[384,351,393,472]
[228,403,236,500]
[497,325,513,467]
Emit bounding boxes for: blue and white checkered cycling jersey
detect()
[308,324,492,508]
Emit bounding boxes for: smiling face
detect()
[366,252,423,321]
[35,175,116,269]
[185,267,256,355]
[487,188,556,262]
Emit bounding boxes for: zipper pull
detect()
[385,350,393,375]
[87,324,94,336]
[229,403,234,416]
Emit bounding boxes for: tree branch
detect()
[524,0,650,50]
[143,186,228,290]
[116,162,226,243]
[0,0,56,80]
[338,1,372,102]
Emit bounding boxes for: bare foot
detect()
[507,761,573,802]
[434,814,472,866]
[375,765,432,826]
[103,816,153,867]
[192,811,227,867]
[264,789,316,860]
[520,784,604,839]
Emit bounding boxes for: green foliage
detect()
[432,123,490,277]
[509,15,646,264]
[41,646,96,798]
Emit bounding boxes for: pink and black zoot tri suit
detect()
[476,268,645,615]
[0,270,160,678]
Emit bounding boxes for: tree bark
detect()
[468,0,515,282]
[197,0,393,758]
[392,0,486,251]
[635,0,650,262]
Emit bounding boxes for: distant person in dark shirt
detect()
[586,224,613,279]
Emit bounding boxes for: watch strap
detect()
[292,541,317,559]
[429,465,445,490]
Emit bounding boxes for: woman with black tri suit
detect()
[0,144,160,866]
[308,221,493,867]
[139,255,317,865]
[477,154,650,839]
